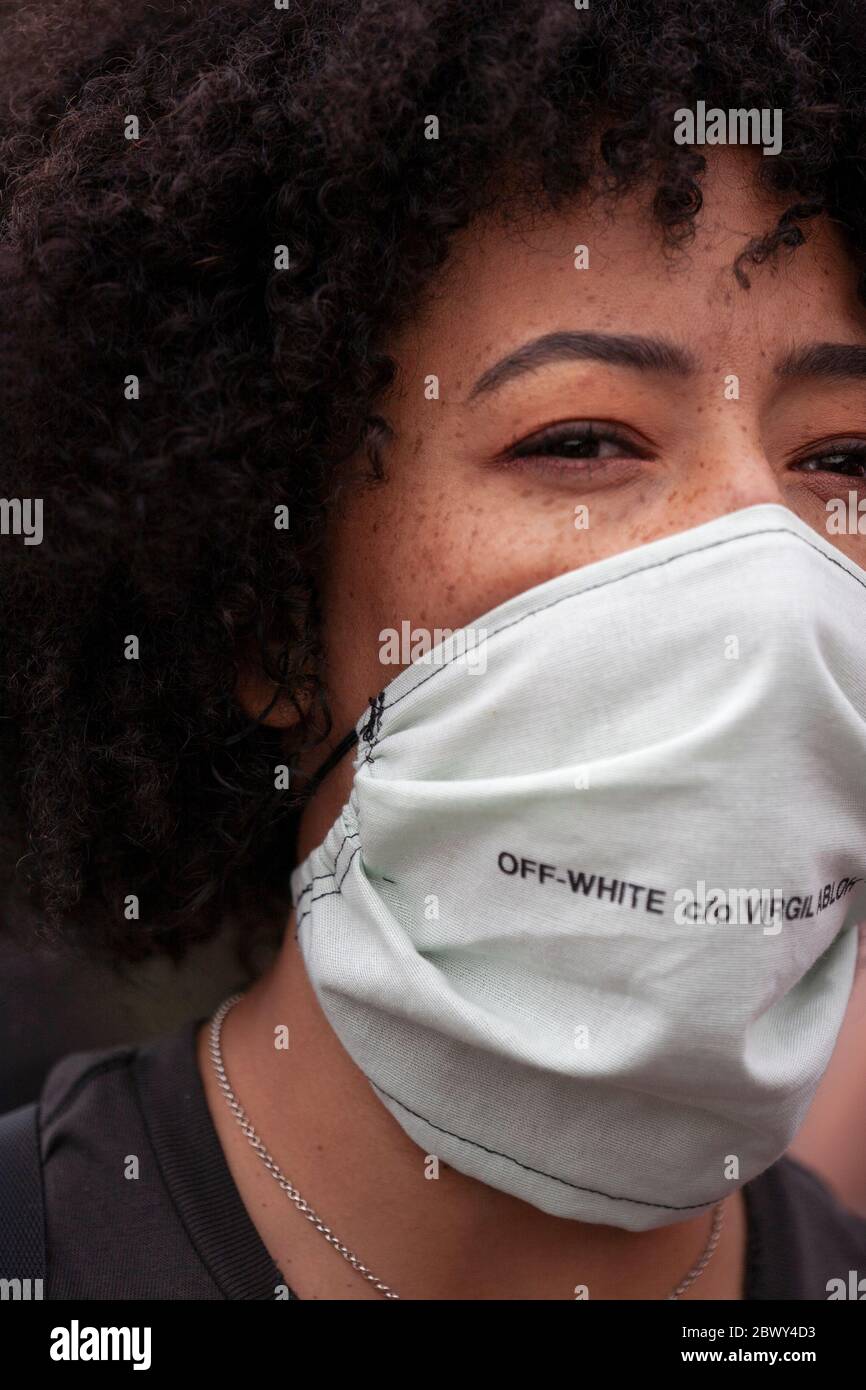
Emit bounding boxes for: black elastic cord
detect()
[301,689,386,798]
[302,726,359,799]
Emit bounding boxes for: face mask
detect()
[291,502,866,1231]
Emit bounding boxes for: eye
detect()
[503,421,652,464]
[791,440,866,479]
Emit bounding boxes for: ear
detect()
[234,640,315,730]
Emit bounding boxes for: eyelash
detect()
[503,424,866,479]
[791,441,866,478]
[504,422,650,466]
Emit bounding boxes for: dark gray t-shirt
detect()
[26,1020,866,1299]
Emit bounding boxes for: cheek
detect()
[319,464,507,727]
[320,432,751,725]
[319,457,617,710]
[316,479,441,726]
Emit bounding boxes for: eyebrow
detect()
[467,331,698,400]
[776,343,866,381]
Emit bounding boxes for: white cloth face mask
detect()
[291,502,866,1231]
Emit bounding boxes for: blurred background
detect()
[0,924,272,1111]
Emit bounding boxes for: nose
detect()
[676,420,785,528]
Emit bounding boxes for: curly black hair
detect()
[1,0,865,961]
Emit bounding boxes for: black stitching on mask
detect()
[295,839,363,931]
[294,830,359,902]
[370,1079,723,1212]
[296,521,843,1210]
[293,830,360,916]
[362,523,866,761]
[297,842,726,1212]
[296,848,725,1209]
[361,691,386,743]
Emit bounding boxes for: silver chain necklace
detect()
[209,991,725,1300]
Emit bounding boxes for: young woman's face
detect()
[296,149,866,843]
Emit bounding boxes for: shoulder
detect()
[40,1038,139,1136]
[0,1020,285,1300]
[39,1022,202,1151]
[2,1023,231,1298]
[744,1154,866,1300]
[0,1038,140,1297]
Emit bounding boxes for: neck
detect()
[197,912,748,1300]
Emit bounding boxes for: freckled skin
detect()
[210,147,866,1302]
[291,147,866,857]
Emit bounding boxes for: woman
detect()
[2,0,866,1300]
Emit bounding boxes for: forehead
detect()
[402,151,865,370]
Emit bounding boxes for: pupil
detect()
[833,456,866,476]
[563,437,597,458]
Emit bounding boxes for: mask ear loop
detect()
[300,690,386,800]
[301,725,359,800]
